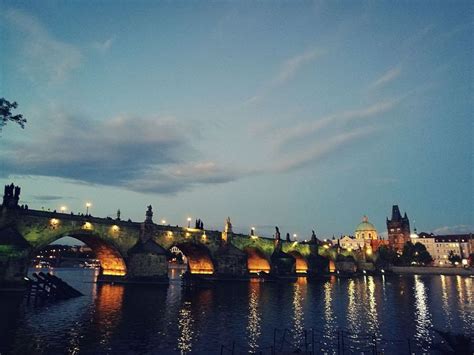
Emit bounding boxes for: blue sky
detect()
[1,1,472,240]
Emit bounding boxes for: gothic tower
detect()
[386,205,410,252]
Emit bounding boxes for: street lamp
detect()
[293,233,297,240]
[60,206,67,213]
[161,219,167,225]
[187,217,192,228]
[86,202,92,215]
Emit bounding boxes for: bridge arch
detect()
[244,247,271,274]
[288,251,308,274]
[172,242,214,274]
[31,230,127,276]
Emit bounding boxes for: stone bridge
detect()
[0,184,328,287]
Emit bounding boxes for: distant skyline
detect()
[1,1,472,240]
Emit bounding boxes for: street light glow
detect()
[60,206,67,213]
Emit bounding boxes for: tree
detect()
[375,245,398,268]
[448,251,462,266]
[0,98,27,131]
[413,242,433,265]
[399,241,433,266]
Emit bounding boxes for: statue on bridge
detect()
[224,217,232,233]
[145,205,153,223]
[221,217,233,245]
[286,232,291,242]
[274,226,282,250]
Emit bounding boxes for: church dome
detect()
[355,216,378,240]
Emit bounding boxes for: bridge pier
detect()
[124,239,169,284]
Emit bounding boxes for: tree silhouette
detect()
[0,98,27,131]
[448,251,462,265]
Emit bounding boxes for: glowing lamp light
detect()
[83,222,93,230]
[167,231,173,238]
[462,259,468,266]
[50,218,59,227]
[201,234,207,241]
[60,206,67,213]
[366,248,373,256]
[111,225,119,232]
[85,202,92,215]
[161,219,167,224]
[323,244,330,249]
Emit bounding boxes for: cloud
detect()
[4,9,82,83]
[271,99,398,151]
[272,48,325,86]
[369,67,401,89]
[269,127,377,172]
[0,109,245,194]
[93,37,115,53]
[127,162,248,194]
[32,195,74,202]
[245,48,325,105]
[431,225,473,235]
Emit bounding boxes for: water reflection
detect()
[291,278,306,349]
[95,284,125,348]
[177,301,194,354]
[366,276,379,335]
[323,278,337,350]
[456,275,473,330]
[346,279,360,334]
[440,275,452,329]
[3,270,474,354]
[247,281,261,352]
[413,275,433,349]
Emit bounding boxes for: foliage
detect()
[336,254,355,263]
[448,251,462,266]
[0,98,27,131]
[374,245,397,268]
[399,241,433,266]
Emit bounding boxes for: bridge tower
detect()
[2,183,20,208]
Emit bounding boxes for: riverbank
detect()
[390,266,473,276]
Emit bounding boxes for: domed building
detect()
[355,216,378,241]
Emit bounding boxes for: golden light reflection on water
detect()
[96,284,125,347]
[455,275,474,327]
[323,279,337,347]
[413,275,433,347]
[366,276,379,334]
[440,275,452,328]
[346,279,360,334]
[247,281,261,352]
[178,301,194,354]
[291,278,306,349]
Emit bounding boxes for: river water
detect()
[0,269,472,354]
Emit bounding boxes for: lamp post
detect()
[60,206,67,213]
[161,219,167,225]
[86,202,92,215]
[187,217,192,228]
